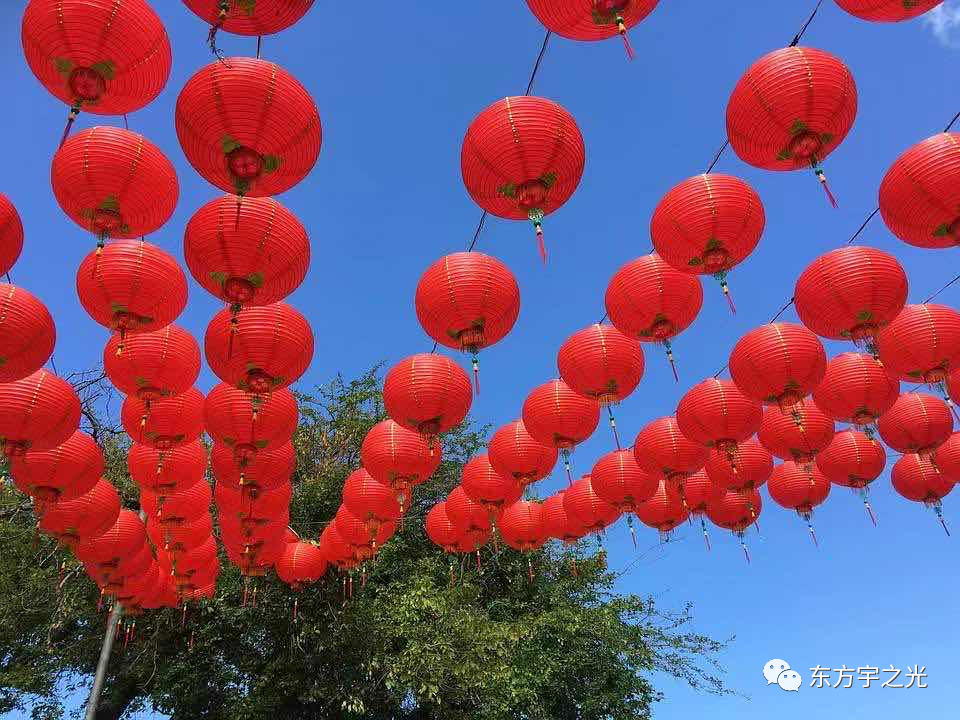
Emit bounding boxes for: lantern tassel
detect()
[807,521,819,547]
[475,549,481,572]
[562,450,573,486]
[529,209,547,264]
[863,497,878,527]
[527,557,534,583]
[607,405,621,450]
[472,356,480,397]
[570,556,578,577]
[208,1,230,60]
[449,560,455,586]
[181,603,187,629]
[228,311,239,360]
[813,164,838,208]
[663,340,679,382]
[188,630,195,650]
[741,539,751,565]
[701,517,711,552]
[720,279,736,314]
[934,504,950,536]
[241,579,249,607]
[629,522,637,549]
[251,584,257,608]
[616,16,636,60]
[59,103,81,150]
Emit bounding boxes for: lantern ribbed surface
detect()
[542,491,588,542]
[950,369,960,405]
[794,247,908,341]
[729,322,827,407]
[143,481,213,524]
[121,387,205,450]
[334,506,395,551]
[76,240,188,334]
[461,96,584,225]
[590,449,658,512]
[216,484,291,526]
[758,399,836,463]
[425,502,463,552]
[676,378,762,449]
[706,488,762,532]
[605,253,703,342]
[931,432,960,481]
[38,479,120,545]
[812,352,900,425]
[77,509,146,565]
[557,324,645,404]
[487,419,558,485]
[184,195,310,306]
[159,537,216,576]
[0,194,23,277]
[276,541,327,587]
[879,132,960,248]
[635,480,689,532]
[52,128,178,239]
[104,324,200,400]
[633,416,709,480]
[768,461,831,514]
[0,284,56,384]
[382,354,472,436]
[499,501,547,552]
[678,470,723,514]
[22,0,171,115]
[704,436,773,491]
[0,370,81,455]
[834,0,943,22]
[149,515,212,553]
[726,47,857,171]
[204,383,298,451]
[891,453,954,503]
[877,392,953,455]
[650,174,764,276]
[204,303,313,393]
[525,0,659,40]
[175,57,321,197]
[461,454,522,509]
[877,304,960,383]
[445,486,494,540]
[522,379,600,449]
[360,419,441,493]
[415,252,520,353]
[342,468,405,524]
[181,0,316,35]
[211,442,294,494]
[128,441,206,496]
[10,430,103,502]
[564,476,621,532]
[816,429,886,488]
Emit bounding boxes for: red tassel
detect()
[181,603,187,628]
[208,2,229,59]
[721,281,737,314]
[815,168,838,208]
[527,558,534,583]
[59,104,81,149]
[617,18,636,60]
[293,597,298,622]
[472,357,480,397]
[475,550,481,571]
[664,341,679,383]
[536,224,547,264]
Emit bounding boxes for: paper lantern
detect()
[0,284,56,384]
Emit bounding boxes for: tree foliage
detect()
[0,370,730,719]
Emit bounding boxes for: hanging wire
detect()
[923,273,960,304]
[789,0,825,47]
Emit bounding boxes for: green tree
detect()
[0,369,730,719]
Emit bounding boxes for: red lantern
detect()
[704,436,773,491]
[590,449,657,513]
[461,454,522,514]
[159,537,217,579]
[677,470,723,515]
[604,253,703,379]
[0,194,24,276]
[835,1,944,23]
[676,378,762,454]
[211,441,294,495]
[706,488,762,560]
[104,324,200,401]
[184,194,310,308]
[76,240,188,349]
[215,481,290,521]
[522,379,600,482]
[342,468,405,529]
[21,0,171,135]
[729,322,827,409]
[487,419,558,486]
[650,173,764,309]
[877,392,953,457]
[318,524,360,567]
[0,284,56,384]
[564,475,621,533]
[812,352,900,426]
[415,253,520,381]
[425,502,464,553]
[204,383,298,453]
[52,128,178,241]
[76,509,146,568]
[275,541,327,589]
[445,486,494,549]
[726,46,857,205]
[757,398,835,464]
[38,479,120,546]
[360,419,441,501]
[499,501,547,552]
[175,57,321,198]
[635,480,689,535]
[204,303,313,393]
[794,247,908,346]
[891,453,954,533]
[182,0,316,46]
[932,432,960,481]
[0,370,81,456]
[768,461,831,542]
[950,368,960,406]
[121,387,205,450]
[128,441,206,496]
[148,515,213,553]
[142,481,213,525]
[334,506,395,557]
[542,491,589,542]
[877,304,960,385]
[633,416,709,484]
[10,430,102,503]
[461,97,585,259]
[524,1,659,58]
[383,354,472,438]
[816,428,885,525]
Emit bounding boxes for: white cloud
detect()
[923,1,960,48]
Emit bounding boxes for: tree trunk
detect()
[92,674,141,720]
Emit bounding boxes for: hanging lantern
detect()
[499,501,547,552]
[128,441,206,497]
[143,481,213,525]
[76,509,146,569]
[726,46,857,205]
[812,352,900,427]
[524,0,660,58]
[21,0,172,142]
[522,379,600,483]
[121,387,205,450]
[104,324,200,400]
[204,383,298,454]
[705,488,762,560]
[635,480,689,537]
[891,453,954,533]
[564,475,622,534]
[0,194,24,276]
[360,419,442,502]
[211,441,294,495]
[950,368,960,406]
[542,490,589,542]
[159,537,217,581]
[425,502,465,553]
[757,398,836,464]
[461,454,523,516]
[834,1,944,23]
[204,302,313,394]
[0,284,56,383]
[215,481,290,522]
[633,416,709,485]
[877,304,960,386]
[415,253,520,385]
[605,253,703,380]
[650,173,764,310]
[382,354,472,440]
[676,378,762,456]
[175,57,321,198]
[768,461,831,543]
[38,479,120,546]
[10,430,103,503]
[729,322,827,409]
[52,128,178,242]
[460,97,585,259]
[704,436,773,491]
[590,449,658,513]
[0,370,81,456]
[148,515,213,553]
[76,240,188,351]
[932,432,960,480]
[487,419,558,487]
[677,470,724,516]
[334,506,395,558]
[445,486,495,550]
[794,246,908,348]
[816,428,885,524]
[275,541,327,590]
[184,194,310,310]
[877,392,953,457]
[342,468,407,530]
[181,0,317,55]
[318,523,361,568]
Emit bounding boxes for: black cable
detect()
[790,0,825,47]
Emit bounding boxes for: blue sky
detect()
[3,1,960,718]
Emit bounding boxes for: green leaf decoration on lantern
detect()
[856,310,873,322]
[271,376,285,387]
[789,119,809,136]
[134,377,147,387]
[906,369,922,378]
[110,303,129,314]
[223,437,236,447]
[820,132,834,144]
[99,196,120,212]
[237,0,256,16]
[221,135,241,155]
[497,183,517,199]
[80,209,94,220]
[688,257,703,267]
[54,57,74,76]
[0,357,6,367]
[245,363,259,372]
[119,223,130,234]
[91,60,115,81]
[933,223,950,237]
[246,272,264,288]
[233,178,250,196]
[705,237,721,251]
[540,172,558,189]
[777,149,794,161]
[590,8,617,25]
[210,271,228,287]
[261,155,280,174]
[254,439,269,449]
